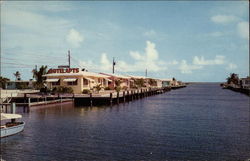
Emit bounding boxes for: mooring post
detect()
[24,93,27,104]
[123,91,125,103]
[117,91,119,104]
[131,90,133,101]
[5,105,8,113]
[45,96,47,104]
[28,97,31,107]
[126,91,129,102]
[90,93,93,107]
[110,93,113,106]
[11,102,16,114]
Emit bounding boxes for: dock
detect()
[1,86,187,112]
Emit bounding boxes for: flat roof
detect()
[43,71,110,78]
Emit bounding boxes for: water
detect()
[1,83,250,160]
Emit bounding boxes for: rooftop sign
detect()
[47,68,79,74]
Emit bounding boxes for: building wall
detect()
[46,76,109,94]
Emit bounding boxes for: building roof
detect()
[126,75,146,79]
[43,71,110,78]
[99,73,131,79]
[161,79,173,81]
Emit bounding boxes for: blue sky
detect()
[1,1,249,82]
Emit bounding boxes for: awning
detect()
[1,113,22,120]
[46,78,59,82]
[104,78,112,82]
[84,77,95,82]
[63,78,77,82]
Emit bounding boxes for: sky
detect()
[1,1,249,82]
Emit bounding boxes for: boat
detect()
[1,113,25,138]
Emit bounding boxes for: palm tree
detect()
[32,65,47,89]
[0,76,10,89]
[13,71,21,81]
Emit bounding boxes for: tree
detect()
[32,65,47,89]
[226,73,239,85]
[0,76,10,89]
[94,84,102,93]
[13,71,21,81]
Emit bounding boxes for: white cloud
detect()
[226,63,237,70]
[120,41,164,72]
[2,6,70,33]
[211,15,238,24]
[168,60,179,65]
[79,41,166,73]
[66,29,84,48]
[100,53,111,71]
[237,21,249,40]
[193,55,225,65]
[179,60,202,74]
[179,55,227,74]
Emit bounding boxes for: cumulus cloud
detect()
[179,60,202,74]
[78,53,111,72]
[79,41,166,73]
[66,29,84,48]
[179,55,227,74]
[211,15,238,24]
[237,21,249,40]
[193,55,225,65]
[100,53,111,71]
[120,41,164,72]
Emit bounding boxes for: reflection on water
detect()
[1,83,250,161]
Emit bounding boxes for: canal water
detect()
[1,83,250,160]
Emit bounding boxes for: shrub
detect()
[82,89,90,94]
[93,84,102,93]
[115,86,121,93]
[104,87,111,90]
[52,86,73,94]
[122,86,128,90]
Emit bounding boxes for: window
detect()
[52,80,60,86]
[67,80,77,86]
[83,78,89,85]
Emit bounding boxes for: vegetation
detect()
[16,82,28,89]
[0,76,10,89]
[148,79,157,86]
[104,87,111,90]
[115,86,121,93]
[13,71,21,81]
[115,80,121,86]
[122,86,128,90]
[52,86,73,94]
[226,73,239,85]
[82,89,91,94]
[93,84,102,93]
[32,65,47,89]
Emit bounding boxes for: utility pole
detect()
[112,57,116,74]
[145,69,147,77]
[68,50,71,68]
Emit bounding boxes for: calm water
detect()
[1,83,250,161]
